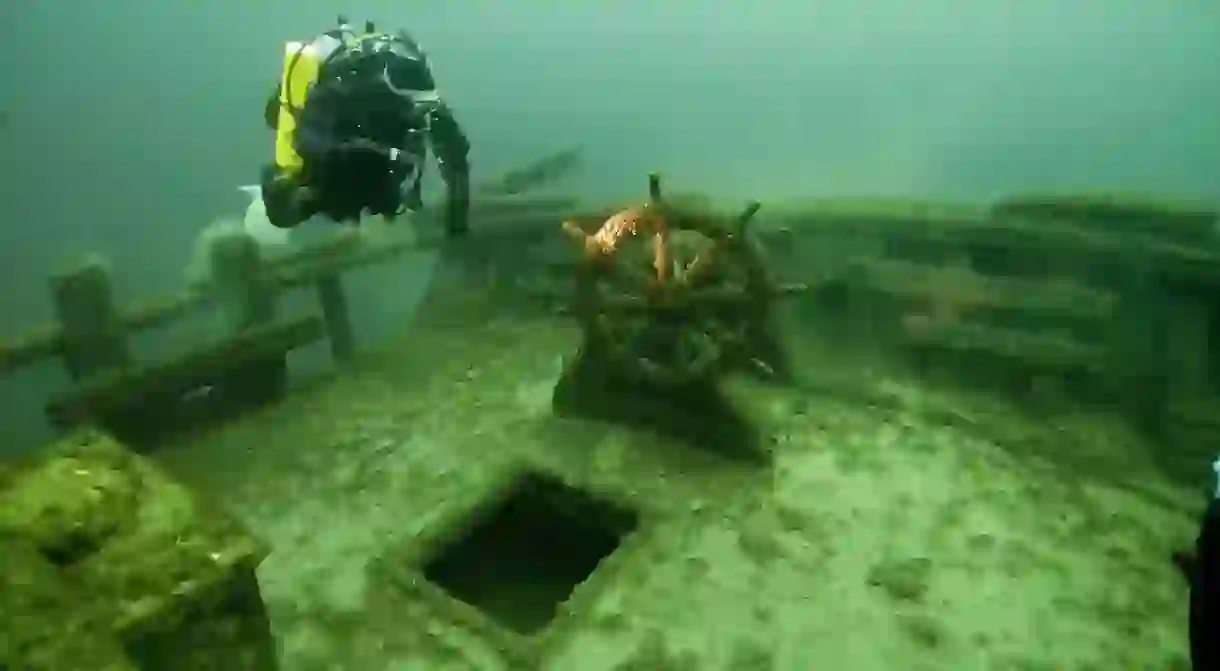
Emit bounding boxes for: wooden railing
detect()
[0,193,579,432]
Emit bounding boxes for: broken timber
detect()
[45,316,324,428]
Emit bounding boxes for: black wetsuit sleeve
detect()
[427,102,471,235]
[428,102,470,178]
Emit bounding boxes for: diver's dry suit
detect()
[261,21,471,236]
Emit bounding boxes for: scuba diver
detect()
[259,16,471,237]
[1173,455,1220,669]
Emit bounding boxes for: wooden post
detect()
[207,231,285,407]
[50,255,130,380]
[208,231,275,331]
[314,273,354,362]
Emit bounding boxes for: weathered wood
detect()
[6,189,1213,384]
[124,290,211,330]
[209,231,275,331]
[276,234,421,291]
[901,321,1107,373]
[50,256,130,380]
[965,216,1220,289]
[763,200,1220,290]
[45,316,324,428]
[269,229,358,273]
[849,257,1118,324]
[0,201,581,377]
[990,194,1218,246]
[315,274,354,362]
[0,325,64,375]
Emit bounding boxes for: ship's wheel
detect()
[562,173,796,387]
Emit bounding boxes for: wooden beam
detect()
[0,325,64,376]
[45,316,324,428]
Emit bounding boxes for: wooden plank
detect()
[45,316,324,427]
[990,194,1218,246]
[902,321,1107,372]
[760,199,1220,290]
[759,198,985,230]
[850,257,1117,321]
[0,325,64,375]
[961,215,1220,289]
[275,235,423,291]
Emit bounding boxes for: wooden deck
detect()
[150,318,1200,670]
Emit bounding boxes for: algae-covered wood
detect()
[0,430,275,670]
[0,536,138,670]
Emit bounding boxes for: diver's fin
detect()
[237,184,291,247]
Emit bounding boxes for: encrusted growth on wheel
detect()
[561,173,803,386]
